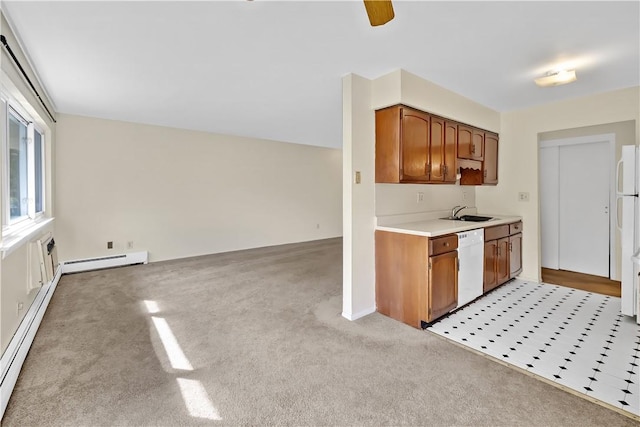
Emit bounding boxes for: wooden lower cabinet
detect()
[428,251,458,320]
[509,233,523,277]
[496,237,510,285]
[375,230,458,328]
[483,240,498,292]
[484,222,523,292]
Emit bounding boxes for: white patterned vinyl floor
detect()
[426,279,640,416]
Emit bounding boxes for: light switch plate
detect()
[354,171,361,184]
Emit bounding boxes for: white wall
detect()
[400,70,501,133]
[55,114,342,263]
[1,226,54,352]
[376,184,475,218]
[476,87,640,282]
[342,74,376,320]
[0,11,57,354]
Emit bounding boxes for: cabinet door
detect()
[483,132,498,185]
[472,129,484,160]
[375,106,402,183]
[400,108,430,182]
[429,116,445,182]
[509,233,523,278]
[428,251,458,321]
[443,121,458,183]
[457,125,474,159]
[497,237,510,285]
[483,240,498,292]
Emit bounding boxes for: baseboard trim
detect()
[62,251,148,274]
[342,306,376,321]
[0,265,62,419]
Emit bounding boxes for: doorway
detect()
[539,134,617,281]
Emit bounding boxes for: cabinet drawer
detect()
[484,224,509,241]
[509,221,523,235]
[429,234,458,255]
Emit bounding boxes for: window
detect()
[3,100,46,231]
[9,110,29,220]
[34,129,44,214]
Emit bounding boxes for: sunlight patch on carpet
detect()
[143,299,160,314]
[151,316,193,371]
[177,378,223,420]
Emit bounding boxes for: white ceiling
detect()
[2,1,639,149]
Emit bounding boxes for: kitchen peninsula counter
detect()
[376,215,522,237]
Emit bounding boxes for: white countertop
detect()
[375,214,522,237]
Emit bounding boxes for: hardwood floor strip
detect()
[541,268,621,297]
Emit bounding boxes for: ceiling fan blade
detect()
[363,0,395,26]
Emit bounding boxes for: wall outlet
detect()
[416,192,424,203]
[518,192,530,202]
[17,302,24,316]
[127,241,134,249]
[107,241,113,249]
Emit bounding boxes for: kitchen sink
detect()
[440,215,493,222]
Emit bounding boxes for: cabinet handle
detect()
[443,164,447,175]
[443,242,449,247]
[484,169,487,178]
[425,162,430,175]
[471,144,475,154]
[509,242,512,252]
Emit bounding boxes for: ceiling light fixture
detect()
[534,69,577,87]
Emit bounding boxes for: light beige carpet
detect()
[2,238,636,426]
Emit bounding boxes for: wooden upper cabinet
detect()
[376,104,497,185]
[458,125,483,161]
[429,116,445,181]
[472,129,484,160]
[426,115,457,183]
[375,105,429,183]
[483,132,499,185]
[443,121,458,183]
[400,108,431,182]
[375,106,402,183]
[457,125,474,159]
[375,105,457,184]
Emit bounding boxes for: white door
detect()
[558,142,610,277]
[540,146,560,270]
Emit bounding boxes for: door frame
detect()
[538,133,617,280]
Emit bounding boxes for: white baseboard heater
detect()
[1,262,62,420]
[62,251,148,274]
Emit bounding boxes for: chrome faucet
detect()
[451,205,467,219]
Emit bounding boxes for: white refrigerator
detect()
[617,145,640,320]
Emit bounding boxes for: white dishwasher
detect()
[456,229,484,308]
